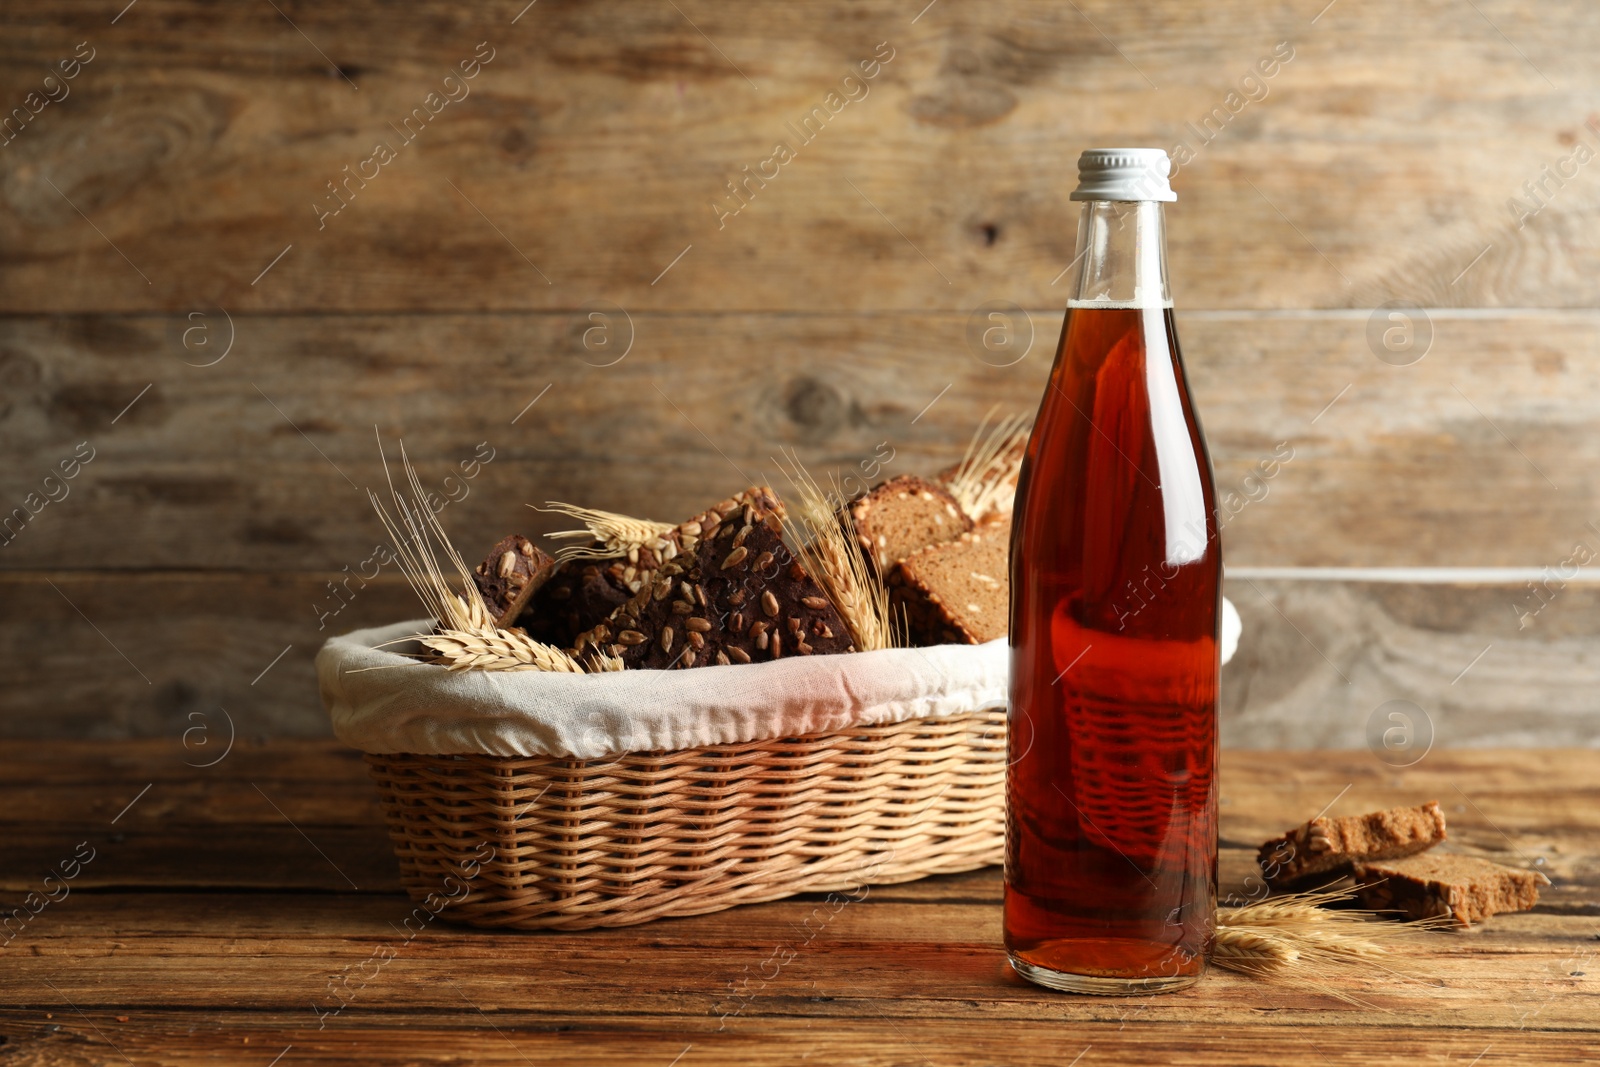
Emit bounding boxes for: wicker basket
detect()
[366,706,1006,930]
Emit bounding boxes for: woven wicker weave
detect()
[366,707,1005,930]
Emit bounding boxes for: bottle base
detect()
[1008,954,1202,996]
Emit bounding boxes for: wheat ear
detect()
[369,433,587,674]
[535,503,676,563]
[944,407,1030,520]
[772,450,898,652]
[369,436,483,631]
[1213,888,1447,985]
[1210,927,1301,973]
[420,627,585,673]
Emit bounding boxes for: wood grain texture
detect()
[1,0,1596,1054]
[2,904,1597,1026]
[0,743,1594,1066]
[1225,579,1600,750]
[1,310,1594,572]
[0,1,1595,313]
[2,0,1598,741]
[3,744,1595,898]
[0,572,421,739]
[1,572,1596,740]
[0,1014,1592,1067]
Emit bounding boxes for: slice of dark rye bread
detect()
[1257,801,1448,889]
[516,491,773,648]
[574,487,854,669]
[518,560,636,649]
[888,517,1010,645]
[472,535,558,628]
[1353,852,1543,927]
[848,475,973,572]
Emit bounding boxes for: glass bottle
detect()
[1004,148,1221,994]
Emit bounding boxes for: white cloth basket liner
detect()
[319,600,1237,761]
[320,620,1008,760]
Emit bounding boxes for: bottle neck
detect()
[1066,200,1171,309]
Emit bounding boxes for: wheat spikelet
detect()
[1211,923,1387,976]
[1213,888,1446,988]
[943,407,1030,520]
[368,433,593,675]
[536,503,676,563]
[583,647,627,673]
[1290,925,1390,960]
[370,435,483,632]
[420,627,585,673]
[1220,886,1365,928]
[772,450,898,652]
[1210,927,1300,975]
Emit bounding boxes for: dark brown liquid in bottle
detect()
[1005,305,1219,985]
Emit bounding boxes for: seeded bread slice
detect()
[518,492,779,648]
[888,517,1011,645]
[848,475,973,572]
[575,487,853,669]
[472,535,558,628]
[1258,801,1448,890]
[519,560,636,649]
[1353,852,1543,927]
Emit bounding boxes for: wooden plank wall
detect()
[1,0,1597,745]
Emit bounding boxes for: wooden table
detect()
[2,742,1595,1065]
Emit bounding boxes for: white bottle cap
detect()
[1070,148,1176,202]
